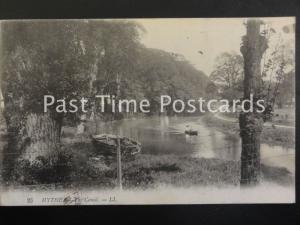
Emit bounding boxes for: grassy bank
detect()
[7,115,294,190]
[202,114,295,148]
[11,133,294,190]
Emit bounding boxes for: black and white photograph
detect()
[0,17,295,205]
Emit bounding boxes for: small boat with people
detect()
[184,125,198,136]
[91,134,142,157]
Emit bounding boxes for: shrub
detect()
[13,150,74,185]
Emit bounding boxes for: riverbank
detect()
[202,113,295,148]
[4,114,294,190]
[12,154,294,190]
[10,131,294,190]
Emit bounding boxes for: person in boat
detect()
[186,124,191,131]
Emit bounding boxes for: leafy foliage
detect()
[1,21,92,116]
[210,52,244,104]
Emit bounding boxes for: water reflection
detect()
[96,116,294,173]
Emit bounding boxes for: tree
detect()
[205,82,218,100]
[87,20,144,121]
[210,52,244,89]
[210,52,244,103]
[1,21,92,179]
[276,70,295,108]
[261,39,295,110]
[136,48,209,115]
[239,19,268,186]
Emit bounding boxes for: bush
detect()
[13,150,74,185]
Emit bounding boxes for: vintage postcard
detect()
[0,17,295,205]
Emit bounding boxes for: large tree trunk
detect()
[2,108,62,181]
[21,113,61,161]
[239,113,263,185]
[239,19,268,186]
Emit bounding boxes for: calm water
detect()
[96,116,295,174]
[0,116,295,175]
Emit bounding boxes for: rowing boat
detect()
[91,134,141,157]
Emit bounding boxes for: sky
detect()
[133,17,295,76]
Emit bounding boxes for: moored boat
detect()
[91,134,141,157]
